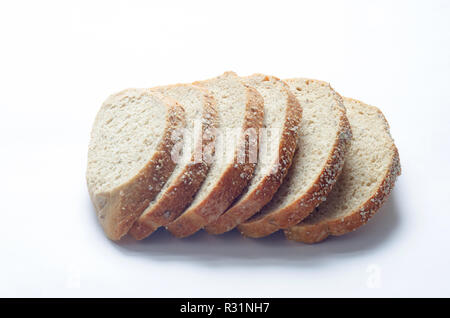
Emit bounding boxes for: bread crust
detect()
[90,92,185,241]
[129,85,218,240]
[284,98,401,243]
[204,75,302,235]
[166,73,265,238]
[237,81,352,238]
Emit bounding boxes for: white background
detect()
[1,0,449,297]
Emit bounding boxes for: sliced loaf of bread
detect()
[205,74,302,234]
[238,79,351,238]
[129,84,218,240]
[285,97,401,243]
[166,72,264,238]
[86,89,185,240]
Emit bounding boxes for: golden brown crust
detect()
[284,100,401,243]
[129,85,218,240]
[93,95,185,241]
[237,86,352,238]
[204,75,302,235]
[166,75,265,238]
[285,148,400,243]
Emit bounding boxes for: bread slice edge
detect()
[204,74,302,235]
[129,84,218,240]
[284,97,401,243]
[237,81,352,238]
[166,73,265,238]
[89,92,186,240]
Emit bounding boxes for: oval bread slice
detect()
[205,74,302,234]
[284,97,401,243]
[129,84,218,240]
[86,89,185,240]
[166,72,264,238]
[238,79,351,238]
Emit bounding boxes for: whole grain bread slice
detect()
[166,72,264,238]
[238,79,351,238]
[285,97,401,243]
[205,74,302,234]
[86,89,185,240]
[129,84,218,240]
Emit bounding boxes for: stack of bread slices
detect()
[87,72,401,243]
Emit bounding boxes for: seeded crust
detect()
[284,98,401,243]
[166,72,265,238]
[204,74,302,235]
[237,79,351,238]
[88,91,185,241]
[129,84,218,240]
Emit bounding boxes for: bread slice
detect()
[166,72,264,238]
[237,79,351,238]
[86,89,185,240]
[285,97,401,243]
[128,84,218,240]
[204,74,302,234]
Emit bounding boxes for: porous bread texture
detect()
[238,78,351,238]
[87,89,166,195]
[166,71,265,238]
[86,89,185,240]
[205,74,302,234]
[285,97,401,243]
[129,84,218,240]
